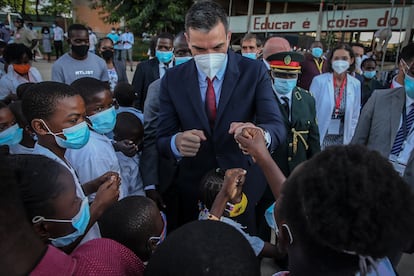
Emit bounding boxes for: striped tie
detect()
[391,104,414,155]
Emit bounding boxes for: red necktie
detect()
[205,77,216,129]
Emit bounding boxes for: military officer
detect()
[266,51,321,176]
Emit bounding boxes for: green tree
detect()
[40,0,72,17]
[92,0,193,34]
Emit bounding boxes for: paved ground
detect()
[34,58,414,276]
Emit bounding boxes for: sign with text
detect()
[229,7,412,33]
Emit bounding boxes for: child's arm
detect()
[61,174,120,253]
[209,168,246,219]
[81,171,118,195]
[235,127,286,199]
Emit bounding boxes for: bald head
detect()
[263,37,291,60]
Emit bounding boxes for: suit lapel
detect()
[390,88,406,146]
[152,58,160,79]
[185,61,211,133]
[327,75,335,110]
[216,51,240,127]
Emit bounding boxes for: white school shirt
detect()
[9,143,34,154]
[32,143,101,245]
[121,32,134,49]
[65,131,123,201]
[115,152,145,197]
[0,65,42,100]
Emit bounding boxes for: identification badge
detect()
[328,119,341,135]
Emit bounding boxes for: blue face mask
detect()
[312,47,323,58]
[363,70,376,79]
[88,106,116,134]
[156,50,173,64]
[32,197,90,247]
[0,123,23,146]
[265,203,279,236]
[242,52,257,59]
[174,56,192,66]
[273,77,297,95]
[42,120,90,149]
[405,73,414,99]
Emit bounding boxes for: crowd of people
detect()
[1,1,414,275]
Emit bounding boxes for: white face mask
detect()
[194,53,226,79]
[332,60,350,74]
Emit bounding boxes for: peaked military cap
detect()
[266,51,304,73]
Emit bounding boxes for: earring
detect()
[282,223,293,245]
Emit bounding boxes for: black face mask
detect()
[102,50,114,60]
[71,45,89,58]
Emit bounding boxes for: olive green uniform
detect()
[272,86,320,177]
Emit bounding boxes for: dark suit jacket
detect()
[113,59,128,84]
[351,87,414,191]
[157,50,286,230]
[141,79,177,193]
[272,87,320,177]
[132,58,160,110]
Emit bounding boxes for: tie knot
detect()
[281,96,289,105]
[207,77,216,84]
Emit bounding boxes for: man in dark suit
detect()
[157,1,285,234]
[132,33,174,111]
[141,32,192,231]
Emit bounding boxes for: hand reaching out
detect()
[222,168,247,203]
[235,127,268,163]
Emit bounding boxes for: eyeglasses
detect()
[148,211,167,245]
[101,47,114,51]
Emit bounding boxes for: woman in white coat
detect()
[310,44,361,148]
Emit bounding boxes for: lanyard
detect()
[333,76,347,116]
[314,58,324,74]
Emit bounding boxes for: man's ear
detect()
[32,221,51,243]
[147,238,158,253]
[226,31,232,45]
[31,119,48,135]
[277,222,293,254]
[184,32,190,49]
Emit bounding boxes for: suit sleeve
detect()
[254,64,286,151]
[306,95,321,158]
[132,63,146,109]
[351,89,377,145]
[114,60,128,84]
[157,72,181,159]
[140,80,160,188]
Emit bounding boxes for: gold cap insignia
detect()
[284,55,291,65]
